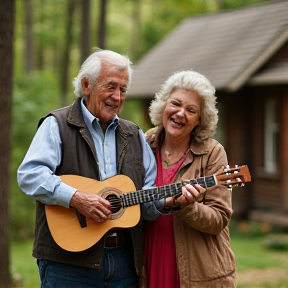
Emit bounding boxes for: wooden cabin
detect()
[127,0,288,224]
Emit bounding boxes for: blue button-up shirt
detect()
[17,99,156,208]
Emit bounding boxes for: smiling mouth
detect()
[105,103,118,109]
[171,118,184,127]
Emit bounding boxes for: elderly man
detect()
[18,49,156,288]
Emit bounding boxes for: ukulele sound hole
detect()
[106,194,122,213]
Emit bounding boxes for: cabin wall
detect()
[219,85,288,219]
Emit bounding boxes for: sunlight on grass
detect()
[230,221,288,288]
[11,240,39,288]
[11,221,288,288]
[231,236,286,271]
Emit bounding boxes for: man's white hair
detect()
[73,49,133,98]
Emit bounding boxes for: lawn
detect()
[230,221,288,288]
[11,240,39,288]
[11,220,288,288]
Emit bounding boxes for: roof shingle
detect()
[128,0,288,98]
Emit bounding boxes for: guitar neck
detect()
[120,175,217,207]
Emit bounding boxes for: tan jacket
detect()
[145,127,236,288]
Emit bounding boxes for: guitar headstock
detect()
[215,165,251,188]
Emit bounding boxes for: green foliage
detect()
[137,0,213,61]
[264,234,288,251]
[105,0,134,55]
[120,99,152,132]
[221,0,270,10]
[229,220,272,238]
[11,71,61,240]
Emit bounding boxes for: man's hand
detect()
[70,191,112,223]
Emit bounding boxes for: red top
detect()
[144,146,187,288]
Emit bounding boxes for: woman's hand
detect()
[175,184,206,208]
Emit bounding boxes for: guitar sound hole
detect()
[106,194,122,213]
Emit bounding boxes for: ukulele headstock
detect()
[215,165,251,188]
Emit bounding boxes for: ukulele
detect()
[45,164,251,252]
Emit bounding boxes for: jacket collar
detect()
[67,97,86,128]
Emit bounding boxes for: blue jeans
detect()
[37,241,138,288]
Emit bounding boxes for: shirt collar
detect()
[80,98,119,129]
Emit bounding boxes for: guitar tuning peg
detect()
[233,183,245,188]
[223,165,230,172]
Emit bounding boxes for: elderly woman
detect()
[142,70,236,288]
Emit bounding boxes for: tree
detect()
[0,0,15,287]
[98,0,107,49]
[81,0,91,64]
[24,0,34,73]
[60,0,77,107]
[130,0,141,60]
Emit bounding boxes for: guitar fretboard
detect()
[120,175,216,207]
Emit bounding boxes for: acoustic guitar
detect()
[45,164,251,252]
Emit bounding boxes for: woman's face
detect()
[162,88,201,140]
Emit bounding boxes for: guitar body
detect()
[45,165,251,252]
[45,174,140,252]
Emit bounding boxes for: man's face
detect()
[84,62,129,131]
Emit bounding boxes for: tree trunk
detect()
[24,0,34,73]
[130,0,141,60]
[98,0,107,49]
[81,0,90,64]
[36,0,44,70]
[0,0,14,287]
[59,0,76,107]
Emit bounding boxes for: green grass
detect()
[11,240,39,288]
[11,221,288,288]
[232,235,288,287]
[230,221,288,288]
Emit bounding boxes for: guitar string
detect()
[108,175,216,209]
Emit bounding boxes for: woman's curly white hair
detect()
[149,70,218,143]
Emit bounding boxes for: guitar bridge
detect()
[75,209,87,228]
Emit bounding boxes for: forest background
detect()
[1,0,271,286]
[12,0,267,241]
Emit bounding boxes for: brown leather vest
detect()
[32,98,145,273]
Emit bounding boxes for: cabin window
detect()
[264,98,279,173]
